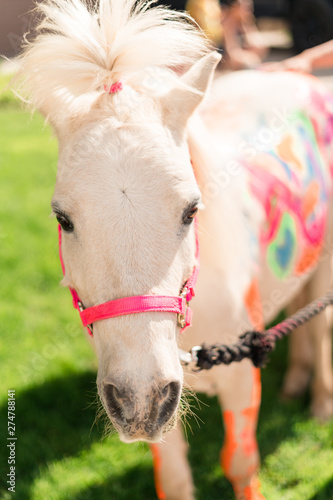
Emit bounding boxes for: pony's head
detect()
[18,0,220,442]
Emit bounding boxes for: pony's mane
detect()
[17,0,210,121]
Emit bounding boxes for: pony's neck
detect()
[187,114,263,311]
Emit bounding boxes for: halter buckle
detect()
[177,288,189,329]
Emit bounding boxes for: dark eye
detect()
[182,204,198,225]
[56,213,74,233]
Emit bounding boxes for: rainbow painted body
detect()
[193,70,333,499]
[246,86,333,279]
[203,72,333,286]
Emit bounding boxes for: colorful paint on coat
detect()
[245,86,333,279]
[266,212,297,279]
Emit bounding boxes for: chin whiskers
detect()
[178,383,206,441]
[86,387,117,440]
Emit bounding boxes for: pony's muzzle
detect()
[101,379,181,441]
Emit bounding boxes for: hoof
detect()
[310,396,333,422]
[234,477,266,500]
[281,366,311,400]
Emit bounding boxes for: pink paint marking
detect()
[246,164,326,247]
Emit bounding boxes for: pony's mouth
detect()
[104,407,178,443]
[117,422,171,444]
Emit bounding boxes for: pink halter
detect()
[58,223,199,336]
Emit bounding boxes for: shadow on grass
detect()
[310,477,333,499]
[0,370,101,499]
[0,335,315,500]
[69,463,156,500]
[0,369,158,500]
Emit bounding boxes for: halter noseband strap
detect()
[58,223,199,335]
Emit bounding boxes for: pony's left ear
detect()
[160,51,221,133]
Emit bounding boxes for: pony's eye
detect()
[182,205,198,225]
[56,213,74,233]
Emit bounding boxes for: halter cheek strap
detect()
[58,223,199,336]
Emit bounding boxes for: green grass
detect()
[0,95,333,500]
[0,71,18,106]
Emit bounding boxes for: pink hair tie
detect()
[104,81,123,94]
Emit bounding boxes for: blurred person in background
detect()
[155,0,222,45]
[261,39,333,73]
[217,0,268,69]
[185,0,224,48]
[157,0,269,69]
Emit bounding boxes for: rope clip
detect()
[178,346,201,370]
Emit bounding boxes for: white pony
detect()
[18,0,333,498]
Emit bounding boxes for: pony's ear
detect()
[160,51,221,134]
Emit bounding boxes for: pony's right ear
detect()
[160,51,221,135]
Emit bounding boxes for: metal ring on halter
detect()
[78,301,93,334]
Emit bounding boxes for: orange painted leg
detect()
[150,424,194,500]
[150,444,167,500]
[219,279,265,499]
[220,365,264,500]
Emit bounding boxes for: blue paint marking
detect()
[270,152,293,181]
[298,122,328,202]
[276,227,294,270]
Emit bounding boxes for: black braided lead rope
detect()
[194,291,333,370]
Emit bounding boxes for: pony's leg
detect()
[215,279,264,499]
[281,289,313,399]
[150,423,194,500]
[217,361,265,500]
[305,259,333,420]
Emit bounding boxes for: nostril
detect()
[113,385,121,400]
[103,383,124,423]
[167,381,181,399]
[161,383,170,399]
[161,381,178,399]
[158,381,181,427]
[102,380,181,434]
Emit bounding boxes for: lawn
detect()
[1,76,333,500]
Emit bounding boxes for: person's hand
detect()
[227,48,262,69]
[260,54,313,73]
